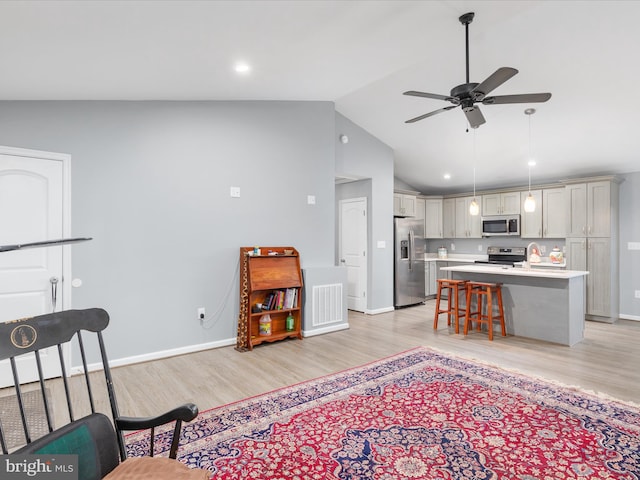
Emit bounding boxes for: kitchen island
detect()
[441,264,589,346]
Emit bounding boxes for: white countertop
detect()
[441,264,589,279]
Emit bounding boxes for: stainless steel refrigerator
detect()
[394,217,426,307]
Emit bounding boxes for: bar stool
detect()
[464,282,506,340]
[433,279,468,334]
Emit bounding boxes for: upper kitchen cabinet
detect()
[482,192,521,216]
[443,198,456,238]
[455,196,482,238]
[542,187,566,238]
[393,192,417,217]
[520,190,542,238]
[423,197,443,239]
[565,178,619,238]
[520,187,565,239]
[414,197,425,235]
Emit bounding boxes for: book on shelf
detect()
[261,288,298,311]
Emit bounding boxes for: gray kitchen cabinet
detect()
[414,197,426,235]
[521,187,565,238]
[424,197,443,238]
[564,177,620,322]
[393,193,417,217]
[424,261,437,297]
[482,192,521,215]
[443,198,456,238]
[566,237,617,321]
[455,196,482,238]
[565,183,587,238]
[520,189,543,238]
[565,180,616,238]
[542,187,566,238]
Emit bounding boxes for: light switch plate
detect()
[230,186,240,198]
[628,242,640,250]
[377,240,386,249]
[307,195,316,205]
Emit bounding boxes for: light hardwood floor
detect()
[111,299,640,419]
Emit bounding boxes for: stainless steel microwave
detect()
[481,215,520,237]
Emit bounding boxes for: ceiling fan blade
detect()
[403,91,453,102]
[471,67,518,100]
[482,92,552,105]
[463,106,486,128]
[405,105,457,124]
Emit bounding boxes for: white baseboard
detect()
[303,322,349,337]
[70,337,237,374]
[364,306,395,315]
[619,314,640,322]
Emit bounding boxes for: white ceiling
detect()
[1,0,638,194]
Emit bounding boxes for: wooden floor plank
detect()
[110,299,640,418]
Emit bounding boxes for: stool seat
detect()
[434,279,468,334]
[464,281,506,341]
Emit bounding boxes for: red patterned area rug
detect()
[125,347,640,479]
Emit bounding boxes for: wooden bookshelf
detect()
[236,246,303,351]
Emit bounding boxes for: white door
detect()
[339,198,367,312]
[0,147,70,385]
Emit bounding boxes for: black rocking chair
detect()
[0,308,206,479]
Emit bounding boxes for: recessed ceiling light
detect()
[443,173,451,180]
[527,159,537,167]
[234,63,251,74]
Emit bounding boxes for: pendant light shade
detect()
[524,108,536,213]
[469,198,480,216]
[524,192,536,213]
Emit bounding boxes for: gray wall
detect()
[335,113,394,312]
[0,101,337,360]
[619,171,640,319]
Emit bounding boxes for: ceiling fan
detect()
[403,12,551,128]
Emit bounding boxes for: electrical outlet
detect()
[478,245,483,252]
[540,245,546,254]
[635,290,640,299]
[197,307,205,321]
[450,243,455,251]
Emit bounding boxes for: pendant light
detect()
[523,108,536,213]
[469,128,480,215]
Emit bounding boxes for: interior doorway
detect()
[0,146,71,385]
[339,197,367,312]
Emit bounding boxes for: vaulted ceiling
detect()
[1,0,638,194]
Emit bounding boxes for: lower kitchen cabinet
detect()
[566,237,618,322]
[424,261,437,297]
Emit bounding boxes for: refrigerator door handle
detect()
[408,228,414,271]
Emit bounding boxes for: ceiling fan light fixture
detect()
[402,13,551,127]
